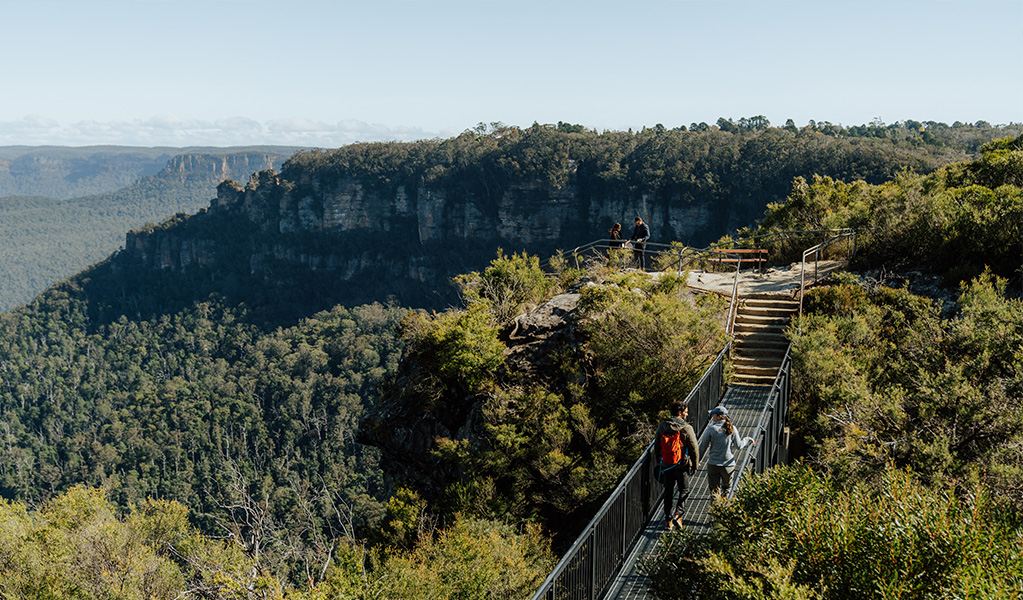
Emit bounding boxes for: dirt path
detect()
[657,259,847,298]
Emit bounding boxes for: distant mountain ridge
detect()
[0,146,306,310]
[0,145,306,199]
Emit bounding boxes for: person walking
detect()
[697,405,754,499]
[654,401,699,530]
[629,216,650,271]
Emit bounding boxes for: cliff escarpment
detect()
[107,123,993,320]
[0,145,305,199]
[120,168,723,316]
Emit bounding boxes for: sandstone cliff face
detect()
[121,165,749,310]
[161,153,283,186]
[205,167,733,247]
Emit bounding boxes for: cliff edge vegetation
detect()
[362,251,728,549]
[644,135,1023,598]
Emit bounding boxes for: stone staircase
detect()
[730,295,799,386]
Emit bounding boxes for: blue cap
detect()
[709,405,728,417]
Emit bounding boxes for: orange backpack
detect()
[659,430,685,465]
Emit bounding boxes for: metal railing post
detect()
[589,530,596,600]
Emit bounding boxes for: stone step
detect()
[733,333,789,348]
[734,313,790,326]
[733,346,787,359]
[734,363,781,376]
[731,373,777,386]
[729,294,795,388]
[743,297,800,307]
[732,321,787,335]
[732,356,784,370]
[739,305,799,318]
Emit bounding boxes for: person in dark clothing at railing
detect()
[607,222,625,265]
[608,222,623,248]
[654,401,699,530]
[629,216,651,271]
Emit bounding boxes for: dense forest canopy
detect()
[0,291,406,585]
[0,123,1021,598]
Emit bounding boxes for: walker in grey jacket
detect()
[697,405,754,497]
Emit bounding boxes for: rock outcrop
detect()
[120,163,744,311]
[359,290,585,500]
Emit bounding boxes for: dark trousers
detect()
[707,464,735,497]
[633,242,646,269]
[661,464,690,522]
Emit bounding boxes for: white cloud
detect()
[0,116,62,141]
[0,116,450,148]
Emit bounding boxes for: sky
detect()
[1,0,1020,148]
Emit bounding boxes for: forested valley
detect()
[0,147,301,311]
[0,122,1020,598]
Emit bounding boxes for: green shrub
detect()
[0,486,291,600]
[750,137,1023,282]
[789,274,1023,500]
[643,466,1023,600]
[327,516,553,600]
[402,302,505,392]
[455,250,556,323]
[583,282,728,417]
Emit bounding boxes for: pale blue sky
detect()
[1,0,1020,147]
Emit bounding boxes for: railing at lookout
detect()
[799,229,857,320]
[545,228,856,275]
[528,344,730,600]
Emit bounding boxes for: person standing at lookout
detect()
[608,222,624,249]
[607,222,625,265]
[654,401,699,531]
[629,216,650,271]
[697,405,755,499]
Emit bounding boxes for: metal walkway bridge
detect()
[529,230,854,600]
[529,345,791,600]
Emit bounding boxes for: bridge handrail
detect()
[529,343,730,600]
[728,344,792,499]
[726,255,743,336]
